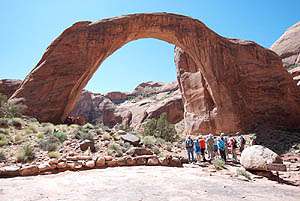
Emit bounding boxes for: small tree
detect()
[143,113,178,142]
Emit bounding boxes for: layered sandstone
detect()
[271,21,300,69]
[10,13,300,133]
[0,79,22,98]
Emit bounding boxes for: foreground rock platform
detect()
[1,166,299,201]
[11,12,300,133]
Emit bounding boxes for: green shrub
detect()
[0,151,5,161]
[82,123,94,130]
[0,118,9,128]
[212,158,226,170]
[142,136,156,147]
[75,129,95,141]
[143,113,178,142]
[39,135,60,151]
[0,134,8,146]
[236,168,252,180]
[14,133,24,144]
[10,118,24,128]
[108,143,123,157]
[16,144,35,163]
[53,130,67,143]
[48,151,61,159]
[102,132,112,141]
[0,128,8,135]
[155,138,166,146]
[36,133,44,139]
[151,146,161,155]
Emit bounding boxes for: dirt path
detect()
[0,166,299,201]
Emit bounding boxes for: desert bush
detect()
[102,132,112,141]
[0,98,27,118]
[0,118,9,128]
[39,135,60,151]
[0,151,5,161]
[53,130,67,143]
[75,129,95,142]
[36,133,44,139]
[0,134,8,146]
[236,168,252,181]
[165,142,173,152]
[212,158,226,170]
[143,113,178,142]
[142,136,156,147]
[14,133,24,144]
[155,138,166,146]
[16,144,35,163]
[48,151,61,159]
[151,146,161,155]
[82,123,94,130]
[0,128,9,135]
[108,142,123,157]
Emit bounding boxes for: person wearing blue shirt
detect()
[217,137,226,162]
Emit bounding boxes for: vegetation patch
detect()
[16,144,35,163]
[143,113,178,142]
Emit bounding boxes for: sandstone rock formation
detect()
[72,81,183,129]
[0,79,22,98]
[10,13,300,133]
[271,21,300,87]
[271,21,300,69]
[105,92,128,104]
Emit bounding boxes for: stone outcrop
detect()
[0,79,22,98]
[10,13,300,133]
[271,21,300,69]
[105,92,128,104]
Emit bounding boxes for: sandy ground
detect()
[0,166,299,201]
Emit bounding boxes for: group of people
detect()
[185,133,254,163]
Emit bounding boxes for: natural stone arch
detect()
[11,13,300,133]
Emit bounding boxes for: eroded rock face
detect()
[105,92,128,104]
[0,79,22,98]
[271,21,300,69]
[10,13,300,133]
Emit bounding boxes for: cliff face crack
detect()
[10,13,300,133]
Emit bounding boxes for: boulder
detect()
[240,145,283,171]
[19,165,39,176]
[79,139,95,152]
[126,147,153,156]
[147,157,160,166]
[120,133,140,146]
[96,157,106,168]
[85,160,95,169]
[0,166,20,177]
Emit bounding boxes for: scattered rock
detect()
[147,157,160,166]
[85,160,95,168]
[79,139,95,152]
[120,133,140,146]
[96,157,106,168]
[0,166,20,177]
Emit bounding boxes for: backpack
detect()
[231,138,237,148]
[240,136,246,145]
[186,139,193,148]
[218,139,225,151]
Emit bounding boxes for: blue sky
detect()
[0,1,299,93]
